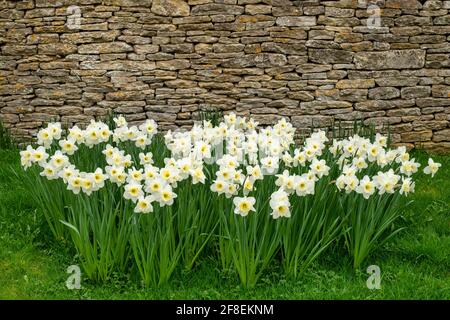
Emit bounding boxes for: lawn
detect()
[0,148,449,300]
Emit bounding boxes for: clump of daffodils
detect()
[20,113,441,217]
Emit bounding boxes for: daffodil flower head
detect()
[233,196,256,217]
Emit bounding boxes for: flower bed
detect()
[19,114,441,287]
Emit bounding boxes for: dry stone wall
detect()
[1,0,450,152]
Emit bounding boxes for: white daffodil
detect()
[157,185,177,207]
[139,119,157,136]
[127,168,144,183]
[113,116,127,128]
[367,143,382,162]
[135,134,150,149]
[145,176,167,194]
[124,183,144,203]
[37,128,53,148]
[40,164,59,180]
[233,196,256,217]
[374,170,399,195]
[139,152,154,166]
[294,174,314,196]
[81,174,96,196]
[270,202,291,219]
[134,196,154,214]
[160,166,180,185]
[353,157,368,170]
[59,138,78,155]
[261,156,279,175]
[282,151,294,167]
[225,183,238,199]
[269,189,291,219]
[400,159,420,177]
[68,175,82,194]
[344,175,359,193]
[356,176,376,199]
[58,165,78,183]
[20,146,34,169]
[49,150,69,170]
[310,158,330,178]
[210,179,229,195]
[194,141,211,160]
[423,158,441,177]
[144,165,159,180]
[242,178,254,196]
[216,167,234,182]
[246,165,263,182]
[68,125,84,143]
[93,168,106,189]
[190,167,206,185]
[32,146,49,166]
[400,177,415,196]
[293,149,306,167]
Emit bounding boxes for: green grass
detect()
[0,149,449,299]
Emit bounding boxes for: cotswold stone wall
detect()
[1,0,450,151]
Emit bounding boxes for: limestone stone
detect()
[401,130,433,142]
[276,16,316,27]
[355,99,415,111]
[245,5,271,15]
[433,129,450,142]
[336,79,375,89]
[386,0,422,9]
[157,59,191,70]
[368,87,400,99]
[401,86,431,99]
[416,98,450,107]
[309,49,353,64]
[422,142,450,154]
[191,4,244,15]
[354,50,426,70]
[78,42,133,54]
[151,0,190,16]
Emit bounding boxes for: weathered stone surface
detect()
[386,0,422,9]
[245,5,271,15]
[355,99,416,111]
[276,16,316,27]
[81,60,156,71]
[354,50,426,70]
[292,115,333,128]
[336,79,375,89]
[135,45,160,54]
[156,59,190,70]
[416,98,450,107]
[0,0,448,149]
[151,0,190,17]
[401,130,433,143]
[433,129,450,142]
[431,85,450,97]
[78,42,133,54]
[401,86,431,99]
[375,77,420,87]
[368,87,401,100]
[222,53,287,68]
[309,49,353,64]
[191,4,244,15]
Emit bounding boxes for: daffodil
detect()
[124,183,144,203]
[157,185,177,207]
[134,196,154,214]
[423,158,441,177]
[59,138,78,155]
[233,196,256,217]
[356,176,375,199]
